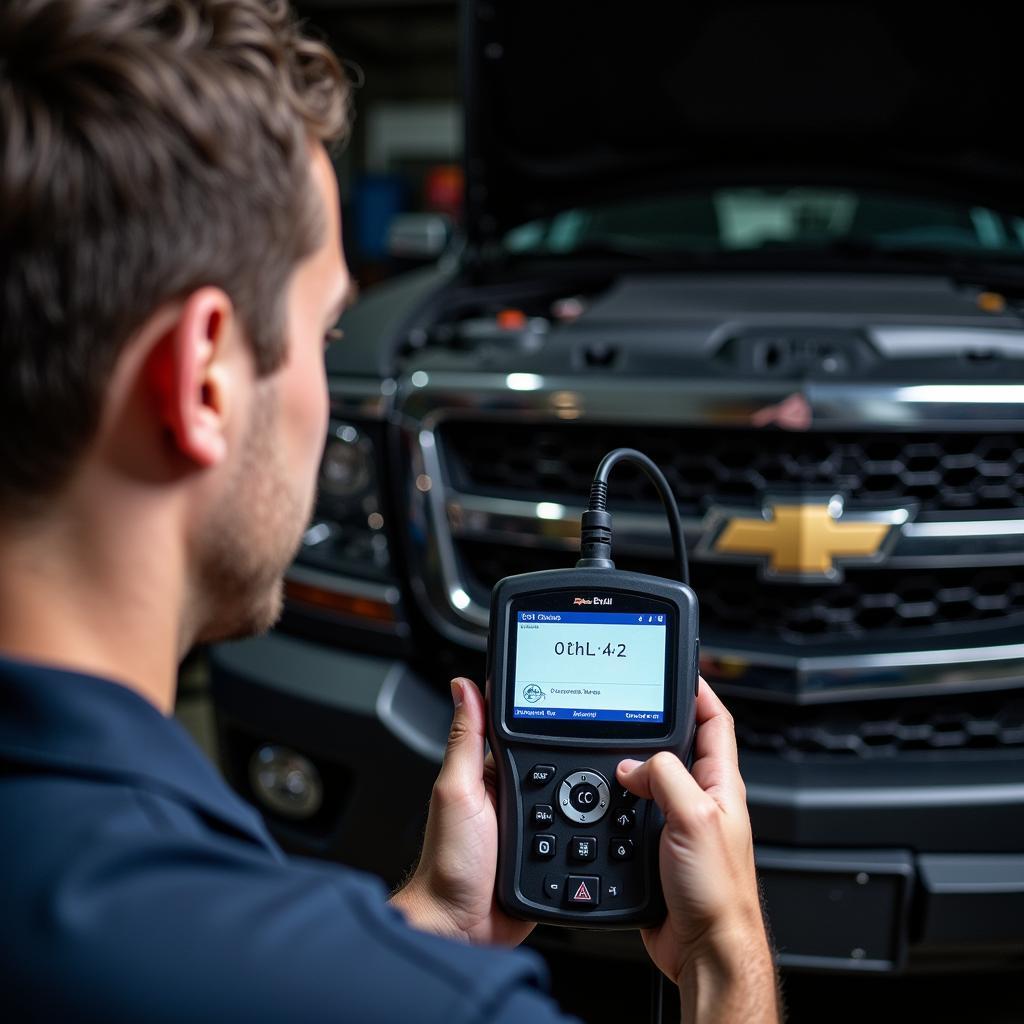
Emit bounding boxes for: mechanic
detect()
[0,2,779,1021]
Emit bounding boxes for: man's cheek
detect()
[309,351,330,452]
[289,342,329,473]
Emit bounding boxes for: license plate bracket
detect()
[756,847,914,972]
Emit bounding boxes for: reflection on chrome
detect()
[505,372,544,391]
[536,502,565,520]
[895,384,1024,404]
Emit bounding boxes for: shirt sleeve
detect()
[10,802,579,1024]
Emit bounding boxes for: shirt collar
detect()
[0,652,276,850]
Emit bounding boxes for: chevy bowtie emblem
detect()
[700,496,912,581]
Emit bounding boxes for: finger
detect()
[437,677,486,797]
[689,678,746,811]
[616,750,705,816]
[693,678,738,765]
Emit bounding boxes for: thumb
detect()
[617,751,705,813]
[438,677,485,793]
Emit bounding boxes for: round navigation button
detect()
[558,770,610,825]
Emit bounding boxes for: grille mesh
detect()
[442,422,1024,514]
[729,691,1024,759]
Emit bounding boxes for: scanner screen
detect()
[512,610,667,724]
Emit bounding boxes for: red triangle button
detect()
[572,880,592,902]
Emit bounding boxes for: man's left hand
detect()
[390,677,535,947]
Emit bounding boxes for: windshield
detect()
[504,187,1024,261]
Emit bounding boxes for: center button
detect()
[570,784,600,814]
[558,770,610,825]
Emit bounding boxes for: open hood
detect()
[463,1,1024,247]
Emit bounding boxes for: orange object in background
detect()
[977,291,1007,313]
[496,308,527,331]
[284,579,396,624]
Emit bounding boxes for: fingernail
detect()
[619,758,642,774]
[450,679,464,707]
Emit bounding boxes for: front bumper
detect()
[209,634,1024,973]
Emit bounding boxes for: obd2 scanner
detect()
[486,449,699,927]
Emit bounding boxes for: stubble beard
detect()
[192,385,313,645]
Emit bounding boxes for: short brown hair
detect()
[0,0,350,514]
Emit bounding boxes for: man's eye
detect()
[323,327,345,349]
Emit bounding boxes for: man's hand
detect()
[390,677,535,948]
[617,679,780,1024]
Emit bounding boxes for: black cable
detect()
[578,448,689,1024]
[576,447,689,586]
[650,966,673,1024]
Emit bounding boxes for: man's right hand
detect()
[617,679,780,1024]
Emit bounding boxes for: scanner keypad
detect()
[517,760,652,914]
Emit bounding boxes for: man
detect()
[0,1,779,1021]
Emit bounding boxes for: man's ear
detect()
[146,288,240,468]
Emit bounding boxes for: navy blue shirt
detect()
[0,655,572,1023]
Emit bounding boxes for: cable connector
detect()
[577,478,615,568]
[577,506,615,569]
[574,447,690,585]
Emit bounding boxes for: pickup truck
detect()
[209,0,1024,975]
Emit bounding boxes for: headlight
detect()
[320,425,371,497]
[294,419,392,580]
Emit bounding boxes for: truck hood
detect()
[464,1,1024,246]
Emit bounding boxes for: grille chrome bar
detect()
[401,374,1024,429]
[446,491,1024,566]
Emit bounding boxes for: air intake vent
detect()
[723,330,875,376]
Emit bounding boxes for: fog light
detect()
[249,744,323,820]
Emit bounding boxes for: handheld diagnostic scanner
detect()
[486,449,699,928]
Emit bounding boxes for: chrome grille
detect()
[402,375,1024,705]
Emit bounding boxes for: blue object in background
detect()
[351,173,407,260]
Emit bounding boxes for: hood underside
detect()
[464,1,1024,244]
